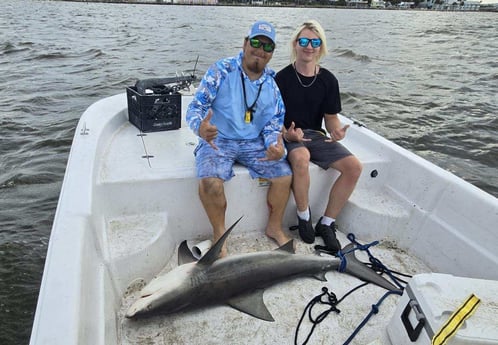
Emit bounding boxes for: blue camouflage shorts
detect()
[194,137,292,181]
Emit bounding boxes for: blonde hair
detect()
[290,20,328,63]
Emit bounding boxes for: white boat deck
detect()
[118,230,431,345]
[29,92,498,345]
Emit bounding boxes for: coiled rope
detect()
[295,233,410,345]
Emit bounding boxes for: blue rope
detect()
[336,234,378,273]
[347,233,379,250]
[344,233,405,290]
[342,289,403,345]
[294,287,341,345]
[304,232,409,345]
[337,248,351,272]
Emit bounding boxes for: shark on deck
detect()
[126,216,399,321]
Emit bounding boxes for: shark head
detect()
[125,262,199,318]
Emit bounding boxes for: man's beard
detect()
[246,59,264,75]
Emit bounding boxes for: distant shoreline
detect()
[52,0,498,12]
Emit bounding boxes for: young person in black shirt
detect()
[275,20,362,254]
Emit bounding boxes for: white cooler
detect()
[387,273,498,345]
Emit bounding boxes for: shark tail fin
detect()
[342,243,401,291]
[197,216,243,266]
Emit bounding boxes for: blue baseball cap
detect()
[248,21,276,44]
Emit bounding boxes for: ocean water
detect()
[0,1,496,343]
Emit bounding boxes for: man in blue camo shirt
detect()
[186,20,292,257]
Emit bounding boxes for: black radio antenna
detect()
[192,55,199,79]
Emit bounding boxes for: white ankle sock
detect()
[297,208,310,221]
[320,216,335,226]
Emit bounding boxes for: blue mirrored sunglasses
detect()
[297,37,322,48]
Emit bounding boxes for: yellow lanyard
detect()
[240,72,263,124]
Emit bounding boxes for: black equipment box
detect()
[126,78,184,132]
[126,87,181,133]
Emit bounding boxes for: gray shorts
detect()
[285,129,353,169]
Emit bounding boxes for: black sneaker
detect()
[297,215,315,244]
[315,218,341,254]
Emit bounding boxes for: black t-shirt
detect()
[275,64,342,131]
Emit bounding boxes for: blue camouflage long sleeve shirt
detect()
[186,51,285,150]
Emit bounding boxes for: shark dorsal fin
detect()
[227,289,275,322]
[275,240,295,254]
[178,240,197,265]
[197,216,243,266]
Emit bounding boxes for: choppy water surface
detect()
[0,1,496,343]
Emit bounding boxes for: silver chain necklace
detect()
[293,63,317,88]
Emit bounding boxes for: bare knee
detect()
[293,158,310,175]
[199,177,224,197]
[333,156,363,181]
[349,157,363,180]
[288,149,310,174]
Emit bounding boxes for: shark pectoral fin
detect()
[198,216,243,266]
[227,289,275,322]
[178,240,197,265]
[276,240,295,254]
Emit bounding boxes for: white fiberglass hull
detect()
[30,92,498,345]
